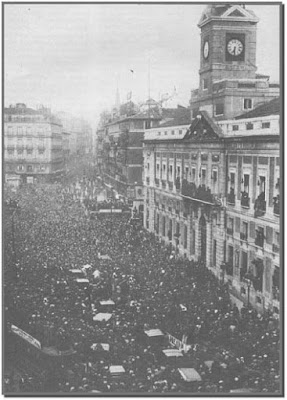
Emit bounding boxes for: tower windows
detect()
[243,98,253,110]
[214,103,224,116]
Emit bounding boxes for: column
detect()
[206,219,212,268]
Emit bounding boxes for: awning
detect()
[178,368,202,382]
[100,300,115,306]
[162,349,183,358]
[145,329,164,337]
[109,365,125,375]
[91,343,110,351]
[98,254,112,260]
[76,278,89,284]
[69,269,83,274]
[93,313,112,322]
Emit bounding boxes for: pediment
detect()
[221,5,257,20]
[184,111,223,142]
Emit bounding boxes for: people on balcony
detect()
[255,192,266,212]
[241,191,250,207]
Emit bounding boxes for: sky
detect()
[4,3,281,127]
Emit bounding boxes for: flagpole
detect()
[148,57,150,121]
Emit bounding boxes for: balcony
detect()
[227,192,235,205]
[254,194,266,217]
[272,243,279,253]
[168,181,173,191]
[155,178,160,187]
[161,180,166,189]
[273,195,280,216]
[241,192,250,208]
[146,177,150,185]
[240,232,248,241]
[181,179,215,204]
[227,228,233,236]
[255,234,264,248]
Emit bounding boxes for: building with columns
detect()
[142,4,280,314]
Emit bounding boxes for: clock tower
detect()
[189,4,280,120]
[198,4,259,94]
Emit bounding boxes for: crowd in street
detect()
[4,175,280,394]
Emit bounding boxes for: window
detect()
[227,218,234,235]
[246,122,254,130]
[275,231,279,245]
[164,131,167,136]
[169,165,173,178]
[203,78,208,90]
[17,127,23,136]
[7,127,13,136]
[243,98,253,110]
[27,165,33,172]
[262,122,270,129]
[171,130,175,135]
[177,166,180,176]
[147,163,150,171]
[214,103,224,116]
[27,149,33,155]
[259,176,266,196]
[192,168,196,182]
[212,170,217,183]
[179,130,182,135]
[243,174,249,194]
[158,132,161,136]
[17,165,24,171]
[39,165,46,171]
[241,221,248,240]
[230,172,235,188]
[156,164,159,173]
[7,149,14,155]
[201,169,206,185]
[185,167,189,178]
[232,125,239,131]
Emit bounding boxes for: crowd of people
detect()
[3,172,280,394]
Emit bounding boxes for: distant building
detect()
[96,102,190,209]
[4,104,64,184]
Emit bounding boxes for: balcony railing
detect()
[254,195,266,217]
[273,195,280,216]
[240,232,248,241]
[241,193,250,208]
[272,243,279,253]
[181,179,215,204]
[161,180,166,189]
[168,181,173,191]
[227,192,235,205]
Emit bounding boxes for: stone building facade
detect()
[4,104,64,184]
[142,4,280,314]
[143,105,280,314]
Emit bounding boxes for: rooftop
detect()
[235,98,280,119]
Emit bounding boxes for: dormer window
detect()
[243,98,253,110]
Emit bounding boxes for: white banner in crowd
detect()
[167,332,191,353]
[11,324,41,349]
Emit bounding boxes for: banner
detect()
[11,324,41,349]
[167,332,191,353]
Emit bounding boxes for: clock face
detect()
[203,41,209,59]
[227,39,243,56]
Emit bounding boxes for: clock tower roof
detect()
[198,4,259,28]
